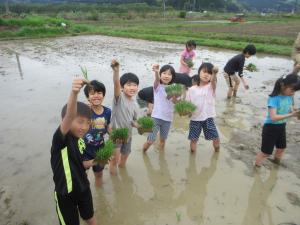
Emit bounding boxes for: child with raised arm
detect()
[82,80,111,187]
[50,78,97,225]
[255,73,299,167]
[179,40,197,75]
[223,44,256,99]
[110,60,139,175]
[186,63,220,153]
[143,64,177,152]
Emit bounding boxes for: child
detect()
[179,40,197,75]
[50,78,97,225]
[143,64,177,152]
[186,63,220,153]
[110,59,139,174]
[223,44,256,99]
[255,73,299,167]
[191,74,199,86]
[82,80,111,187]
[292,32,300,74]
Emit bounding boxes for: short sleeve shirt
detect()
[264,95,293,124]
[50,127,89,195]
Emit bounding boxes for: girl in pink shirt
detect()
[179,40,197,75]
[186,62,220,153]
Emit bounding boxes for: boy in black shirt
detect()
[50,78,97,225]
[224,44,256,99]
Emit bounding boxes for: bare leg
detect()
[109,148,120,175]
[85,216,97,225]
[273,148,285,164]
[227,87,233,99]
[212,138,220,152]
[255,151,269,167]
[159,139,166,150]
[143,141,153,153]
[119,154,129,168]
[190,140,198,153]
[94,171,103,188]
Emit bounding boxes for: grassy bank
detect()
[0,14,298,56]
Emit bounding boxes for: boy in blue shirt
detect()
[83,80,111,187]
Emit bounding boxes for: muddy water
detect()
[0,35,299,225]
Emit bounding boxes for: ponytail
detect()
[269,73,298,97]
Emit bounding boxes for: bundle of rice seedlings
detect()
[110,128,129,144]
[137,117,154,134]
[174,100,197,117]
[80,65,92,89]
[165,83,184,98]
[245,63,258,72]
[95,140,115,164]
[185,59,194,68]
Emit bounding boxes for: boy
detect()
[223,44,256,99]
[83,80,111,187]
[50,78,97,225]
[110,59,139,175]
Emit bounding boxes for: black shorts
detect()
[261,123,286,155]
[54,188,94,225]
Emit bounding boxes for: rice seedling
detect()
[137,116,154,134]
[165,83,184,98]
[245,63,258,72]
[185,59,194,68]
[174,100,197,117]
[110,128,129,144]
[80,65,89,80]
[176,212,181,222]
[95,140,115,164]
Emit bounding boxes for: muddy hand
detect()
[111,59,120,71]
[152,64,160,73]
[244,84,250,90]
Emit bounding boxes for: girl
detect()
[186,62,220,153]
[255,73,299,167]
[179,40,197,75]
[143,64,176,152]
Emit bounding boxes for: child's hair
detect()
[159,65,176,84]
[269,73,298,97]
[120,73,139,87]
[243,44,256,55]
[61,102,92,119]
[295,76,300,91]
[186,40,197,49]
[191,74,199,84]
[83,80,106,98]
[196,62,214,85]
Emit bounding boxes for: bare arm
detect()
[180,56,188,66]
[152,64,160,89]
[60,78,86,135]
[269,108,298,122]
[240,76,249,89]
[111,59,121,98]
[211,66,218,91]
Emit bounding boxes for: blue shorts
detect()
[83,145,104,173]
[147,117,172,142]
[188,118,219,141]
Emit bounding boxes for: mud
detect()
[0,35,299,225]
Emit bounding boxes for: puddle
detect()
[0,35,299,225]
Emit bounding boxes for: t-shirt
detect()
[186,83,216,121]
[111,92,139,135]
[264,95,293,124]
[50,127,90,196]
[224,53,245,77]
[151,84,174,122]
[84,106,111,148]
[179,50,196,74]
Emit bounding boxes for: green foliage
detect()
[178,11,186,18]
[80,65,89,80]
[175,100,197,117]
[137,117,154,129]
[110,128,129,143]
[184,58,194,68]
[176,212,181,222]
[165,83,184,97]
[95,140,115,162]
[245,63,258,72]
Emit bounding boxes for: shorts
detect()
[54,188,94,225]
[147,117,172,142]
[261,123,286,155]
[224,73,240,90]
[188,118,219,141]
[83,145,104,173]
[115,137,132,155]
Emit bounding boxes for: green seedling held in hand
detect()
[175,100,197,117]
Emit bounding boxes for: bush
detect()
[179,11,186,18]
